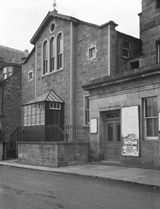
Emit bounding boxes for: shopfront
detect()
[83,68,160,168]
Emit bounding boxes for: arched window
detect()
[50,37,56,72]
[43,40,48,75]
[57,33,63,70]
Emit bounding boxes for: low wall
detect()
[0,142,3,161]
[17,141,89,167]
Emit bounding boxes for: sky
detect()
[0,0,141,52]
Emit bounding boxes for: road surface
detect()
[0,166,159,209]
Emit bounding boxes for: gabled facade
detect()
[22,9,141,140]
[83,0,160,168]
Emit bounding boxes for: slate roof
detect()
[23,90,64,105]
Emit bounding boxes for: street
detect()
[0,166,160,209]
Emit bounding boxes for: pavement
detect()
[0,160,160,188]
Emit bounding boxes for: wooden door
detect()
[104,119,121,161]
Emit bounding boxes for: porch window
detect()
[143,97,158,139]
[24,103,45,126]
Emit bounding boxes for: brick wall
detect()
[18,141,89,167]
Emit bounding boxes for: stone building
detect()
[22,8,141,141]
[83,0,160,168]
[0,45,26,141]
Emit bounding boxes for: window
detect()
[43,40,48,75]
[24,103,45,126]
[28,70,33,81]
[156,0,160,8]
[85,96,90,125]
[50,22,55,33]
[50,37,56,72]
[143,97,158,139]
[49,102,61,110]
[57,33,63,70]
[130,60,139,69]
[3,66,13,80]
[88,45,97,61]
[156,42,160,63]
[123,40,130,58]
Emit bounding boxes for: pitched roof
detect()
[23,90,64,105]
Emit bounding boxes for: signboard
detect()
[121,106,139,157]
[90,118,98,134]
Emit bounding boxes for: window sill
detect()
[42,68,63,77]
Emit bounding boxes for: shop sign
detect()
[121,106,139,157]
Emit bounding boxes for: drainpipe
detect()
[70,22,74,126]
[108,24,111,76]
[35,45,37,98]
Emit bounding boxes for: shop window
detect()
[3,66,13,80]
[130,60,139,69]
[28,70,33,81]
[42,40,48,75]
[57,33,63,70]
[24,103,45,126]
[50,37,56,72]
[84,96,90,125]
[123,39,130,58]
[143,97,158,139]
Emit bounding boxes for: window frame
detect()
[156,41,160,63]
[49,36,56,73]
[123,39,130,58]
[57,32,64,70]
[24,103,45,127]
[28,70,33,81]
[143,97,158,140]
[42,40,49,75]
[2,66,13,80]
[88,45,97,61]
[84,95,90,125]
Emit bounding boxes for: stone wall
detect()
[0,142,3,161]
[3,71,22,141]
[18,141,89,167]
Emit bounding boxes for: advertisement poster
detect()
[121,106,139,157]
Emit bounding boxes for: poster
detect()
[121,106,139,157]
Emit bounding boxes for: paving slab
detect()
[0,160,160,187]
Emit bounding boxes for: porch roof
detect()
[23,90,64,105]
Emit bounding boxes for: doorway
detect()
[104,110,121,161]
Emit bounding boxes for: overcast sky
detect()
[0,0,141,52]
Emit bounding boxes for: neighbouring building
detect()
[0,45,26,141]
[83,0,160,169]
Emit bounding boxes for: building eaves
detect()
[82,67,160,91]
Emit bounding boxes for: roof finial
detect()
[53,0,57,13]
